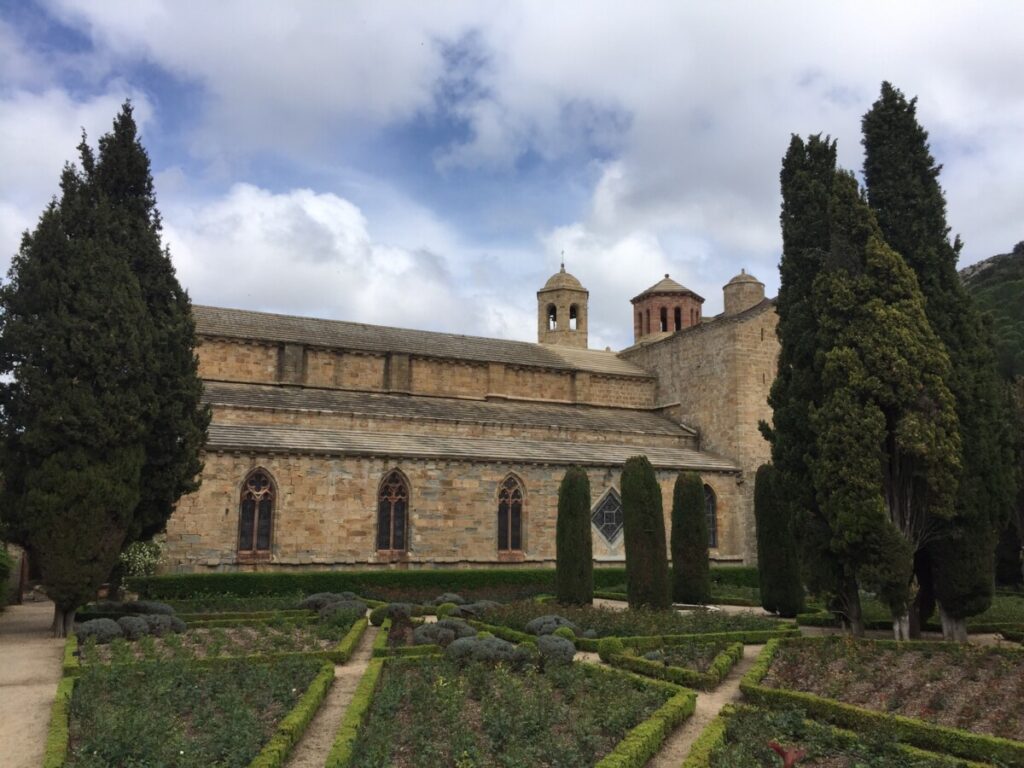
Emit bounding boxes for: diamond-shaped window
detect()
[592,489,623,543]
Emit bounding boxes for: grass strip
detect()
[740,639,1024,766]
[325,657,385,768]
[42,676,75,768]
[248,661,335,768]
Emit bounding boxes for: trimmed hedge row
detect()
[740,639,1024,766]
[369,618,442,658]
[62,617,369,676]
[249,661,335,768]
[186,614,319,629]
[43,677,75,768]
[796,609,1024,636]
[130,565,760,599]
[590,664,696,768]
[326,657,385,767]
[607,642,744,690]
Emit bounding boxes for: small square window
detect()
[591,489,624,543]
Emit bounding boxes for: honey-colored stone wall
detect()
[621,303,779,563]
[410,358,489,399]
[163,452,742,571]
[197,339,279,384]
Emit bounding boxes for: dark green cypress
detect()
[0,152,151,636]
[863,83,1017,639]
[556,466,593,605]
[754,464,805,617]
[670,471,709,604]
[621,455,671,610]
[91,103,210,544]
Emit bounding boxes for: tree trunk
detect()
[908,595,922,639]
[938,604,968,642]
[892,611,911,641]
[840,578,865,637]
[51,605,76,639]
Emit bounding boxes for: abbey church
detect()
[163,267,778,571]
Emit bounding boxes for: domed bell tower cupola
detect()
[537,263,589,348]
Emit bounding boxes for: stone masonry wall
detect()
[620,302,779,563]
[163,451,743,571]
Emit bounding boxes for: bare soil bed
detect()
[762,637,1024,741]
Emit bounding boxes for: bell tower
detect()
[537,263,589,348]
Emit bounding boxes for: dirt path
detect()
[0,600,66,768]
[645,644,764,768]
[284,624,379,768]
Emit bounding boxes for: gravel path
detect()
[284,624,380,768]
[0,600,65,768]
[645,643,764,768]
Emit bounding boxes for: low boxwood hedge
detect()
[249,662,335,768]
[326,657,385,767]
[370,619,442,658]
[43,676,75,768]
[607,642,744,690]
[740,638,1024,766]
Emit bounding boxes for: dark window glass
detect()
[705,484,718,548]
[591,489,623,543]
[674,307,682,330]
[498,476,524,551]
[378,471,409,551]
[239,471,273,554]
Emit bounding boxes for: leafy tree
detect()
[555,466,593,605]
[0,153,151,636]
[92,103,209,544]
[754,464,804,617]
[863,83,1017,640]
[670,471,709,604]
[621,455,671,609]
[812,171,961,640]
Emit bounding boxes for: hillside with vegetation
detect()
[962,242,1024,380]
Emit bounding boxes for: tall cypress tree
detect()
[556,466,593,605]
[863,83,1017,640]
[91,103,209,544]
[812,171,961,639]
[754,464,804,617]
[621,455,671,609]
[0,151,151,635]
[670,471,710,604]
[760,135,860,629]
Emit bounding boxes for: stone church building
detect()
[162,266,778,571]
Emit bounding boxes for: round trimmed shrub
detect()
[434,592,465,605]
[126,600,175,616]
[168,616,187,634]
[435,602,458,618]
[369,602,412,626]
[448,600,499,619]
[412,618,475,647]
[445,636,533,669]
[524,614,579,636]
[553,626,576,641]
[319,599,367,619]
[299,592,359,611]
[597,636,625,663]
[537,635,576,667]
[582,629,598,639]
[76,618,123,645]
[643,649,665,663]
[116,615,150,640]
[142,614,180,636]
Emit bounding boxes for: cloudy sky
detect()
[1,1,1022,350]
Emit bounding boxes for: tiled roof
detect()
[620,298,776,353]
[193,305,648,378]
[206,423,739,471]
[203,381,693,437]
[632,275,705,303]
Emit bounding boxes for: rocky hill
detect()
[962,241,1024,380]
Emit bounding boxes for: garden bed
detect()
[684,705,987,767]
[58,656,330,768]
[606,640,743,690]
[340,655,692,767]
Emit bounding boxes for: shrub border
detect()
[370,617,443,658]
[606,641,743,690]
[63,617,368,675]
[248,661,335,768]
[42,676,75,768]
[740,637,1024,765]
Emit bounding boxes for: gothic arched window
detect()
[498,475,524,551]
[378,470,409,551]
[704,484,718,548]
[239,470,274,554]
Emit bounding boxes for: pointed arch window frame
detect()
[377,469,411,553]
[497,474,525,552]
[238,468,275,557]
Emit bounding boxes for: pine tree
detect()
[754,464,804,617]
[863,83,1017,640]
[670,471,709,604]
[556,466,593,605]
[621,456,671,609]
[0,153,152,636]
[812,171,961,639]
[91,103,209,544]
